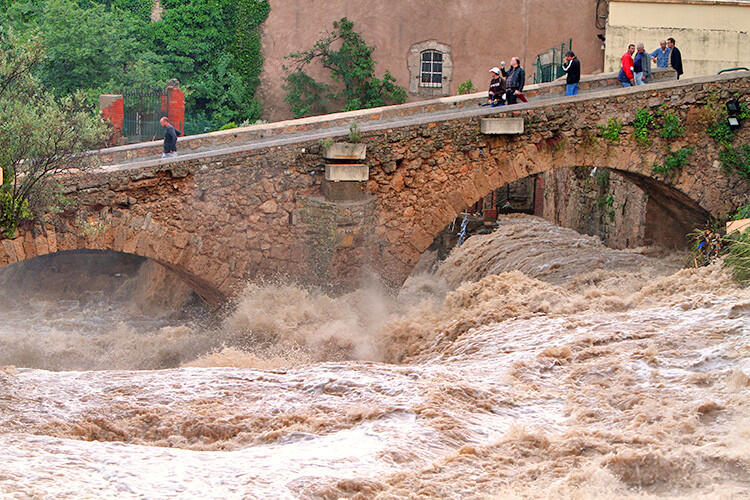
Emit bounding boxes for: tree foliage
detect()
[1,0,270,131]
[282,17,406,118]
[0,32,107,238]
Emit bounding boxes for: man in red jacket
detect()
[617,44,635,87]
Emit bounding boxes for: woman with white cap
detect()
[485,67,506,106]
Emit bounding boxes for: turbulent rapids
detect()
[1,215,750,498]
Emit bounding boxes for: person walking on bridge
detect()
[160,117,181,158]
[562,51,580,96]
[502,58,527,105]
[618,44,636,87]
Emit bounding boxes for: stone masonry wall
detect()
[542,167,649,249]
[1,73,748,302]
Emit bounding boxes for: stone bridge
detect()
[1,70,749,304]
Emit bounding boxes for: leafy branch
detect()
[282,17,406,118]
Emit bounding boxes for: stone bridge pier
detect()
[1,72,748,305]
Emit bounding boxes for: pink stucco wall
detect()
[258,0,605,121]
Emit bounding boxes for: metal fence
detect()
[533,39,573,84]
[122,88,167,144]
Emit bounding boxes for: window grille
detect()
[420,50,443,88]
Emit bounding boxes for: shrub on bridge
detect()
[720,144,750,179]
[657,110,685,140]
[457,80,478,95]
[632,108,655,147]
[598,117,623,143]
[652,146,693,177]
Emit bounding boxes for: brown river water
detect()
[1,214,749,499]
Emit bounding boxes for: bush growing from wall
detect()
[282,17,406,118]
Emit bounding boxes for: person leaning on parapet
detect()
[633,43,651,85]
[562,51,580,96]
[618,43,636,87]
[501,58,528,105]
[160,117,181,158]
[650,40,671,68]
[667,37,683,80]
[483,67,506,106]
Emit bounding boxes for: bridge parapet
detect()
[96,68,675,167]
[2,71,748,304]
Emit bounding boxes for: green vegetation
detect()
[652,146,693,176]
[630,107,683,147]
[632,108,655,147]
[598,117,623,143]
[282,18,406,118]
[348,121,361,143]
[702,93,750,146]
[730,204,750,221]
[0,33,106,238]
[657,110,684,139]
[725,231,750,285]
[689,205,750,285]
[457,79,477,95]
[218,122,238,131]
[1,0,270,132]
[699,94,750,175]
[594,168,615,220]
[719,144,750,179]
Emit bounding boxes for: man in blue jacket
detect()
[650,40,671,68]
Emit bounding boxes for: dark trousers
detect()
[506,89,527,104]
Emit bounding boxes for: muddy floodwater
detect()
[1,215,749,499]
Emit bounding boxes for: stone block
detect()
[324,143,367,160]
[480,118,525,135]
[322,180,368,201]
[325,164,369,182]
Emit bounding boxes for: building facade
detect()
[258,0,606,121]
[604,0,750,77]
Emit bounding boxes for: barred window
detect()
[420,50,443,88]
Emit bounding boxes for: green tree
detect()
[3,0,166,98]
[150,0,269,128]
[3,0,270,133]
[37,0,166,96]
[0,33,107,238]
[282,17,406,118]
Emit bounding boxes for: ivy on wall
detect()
[282,17,406,118]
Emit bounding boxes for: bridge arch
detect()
[0,215,225,305]
[367,119,743,285]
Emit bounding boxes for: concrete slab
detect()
[324,143,367,160]
[727,218,750,234]
[325,164,369,181]
[480,117,525,135]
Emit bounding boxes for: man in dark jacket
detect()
[667,37,683,80]
[502,57,527,105]
[562,51,580,96]
[160,117,181,158]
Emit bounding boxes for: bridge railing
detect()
[95,67,675,167]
